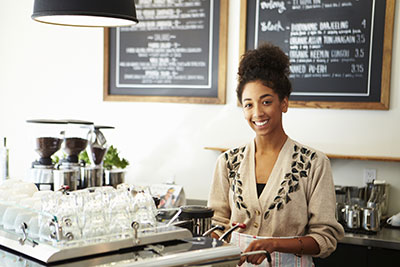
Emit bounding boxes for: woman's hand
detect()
[238,236,320,265]
[238,239,276,266]
[210,232,220,240]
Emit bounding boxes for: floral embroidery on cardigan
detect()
[263,144,317,220]
[224,146,251,219]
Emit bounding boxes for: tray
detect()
[0,224,192,263]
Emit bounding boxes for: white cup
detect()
[0,201,15,226]
[28,215,40,239]
[32,190,54,198]
[2,207,22,230]
[0,189,9,201]
[0,179,21,189]
[387,213,400,227]
[16,182,38,197]
[8,194,29,204]
[39,218,52,242]
[0,189,13,201]
[14,211,35,234]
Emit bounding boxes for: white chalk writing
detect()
[261,21,285,32]
[260,0,287,14]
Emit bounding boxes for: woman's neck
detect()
[255,131,288,155]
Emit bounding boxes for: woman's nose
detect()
[254,105,265,117]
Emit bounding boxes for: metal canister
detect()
[53,169,79,191]
[104,169,125,188]
[361,207,380,232]
[336,202,345,224]
[341,204,351,224]
[346,206,361,229]
[179,205,214,237]
[81,166,103,188]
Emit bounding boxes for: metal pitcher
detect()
[346,206,361,229]
[361,207,380,232]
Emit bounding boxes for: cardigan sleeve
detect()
[305,155,345,258]
[207,152,232,237]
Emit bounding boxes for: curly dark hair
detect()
[236,43,292,104]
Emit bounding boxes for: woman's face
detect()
[241,80,288,137]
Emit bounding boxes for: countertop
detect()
[188,199,400,251]
[340,227,400,250]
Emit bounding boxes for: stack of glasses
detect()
[0,180,158,247]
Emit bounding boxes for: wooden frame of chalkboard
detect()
[239,0,395,110]
[104,0,228,104]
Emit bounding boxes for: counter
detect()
[189,198,400,251]
[340,227,400,250]
[0,237,241,267]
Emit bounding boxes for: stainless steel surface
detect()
[186,199,208,206]
[341,228,400,250]
[167,205,214,237]
[191,217,212,237]
[336,202,345,224]
[0,236,241,267]
[0,224,192,263]
[342,186,360,204]
[117,244,241,267]
[202,225,225,237]
[105,170,125,188]
[30,166,54,184]
[341,204,351,224]
[53,169,79,191]
[82,166,103,188]
[367,181,390,216]
[346,206,361,229]
[361,207,380,232]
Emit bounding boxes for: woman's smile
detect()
[253,119,269,127]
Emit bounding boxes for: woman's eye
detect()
[263,100,272,105]
[244,103,252,108]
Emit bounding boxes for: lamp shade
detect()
[32,0,138,27]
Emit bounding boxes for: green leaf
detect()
[79,150,91,165]
[103,145,129,170]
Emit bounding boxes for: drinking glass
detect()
[69,189,90,239]
[81,191,107,240]
[131,187,157,230]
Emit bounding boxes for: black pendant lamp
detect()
[32,0,138,27]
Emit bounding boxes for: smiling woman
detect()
[207,43,344,267]
[241,81,288,140]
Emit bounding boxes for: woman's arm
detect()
[305,156,344,258]
[207,153,232,237]
[238,236,319,266]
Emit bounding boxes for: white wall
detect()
[1,1,400,215]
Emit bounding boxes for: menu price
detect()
[252,0,376,96]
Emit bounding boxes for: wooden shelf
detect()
[204,147,228,153]
[204,147,400,162]
[326,154,400,162]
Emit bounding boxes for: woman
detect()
[207,43,344,266]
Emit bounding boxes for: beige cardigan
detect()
[208,137,344,258]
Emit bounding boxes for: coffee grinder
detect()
[53,120,93,191]
[27,119,66,191]
[81,125,114,188]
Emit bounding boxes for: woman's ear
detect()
[281,97,289,113]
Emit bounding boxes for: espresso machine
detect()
[53,120,93,191]
[81,125,114,188]
[335,180,390,232]
[27,119,66,191]
[366,180,390,218]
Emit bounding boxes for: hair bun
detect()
[240,43,290,76]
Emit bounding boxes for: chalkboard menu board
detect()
[240,0,395,109]
[104,0,228,104]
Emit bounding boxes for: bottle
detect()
[0,137,9,181]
